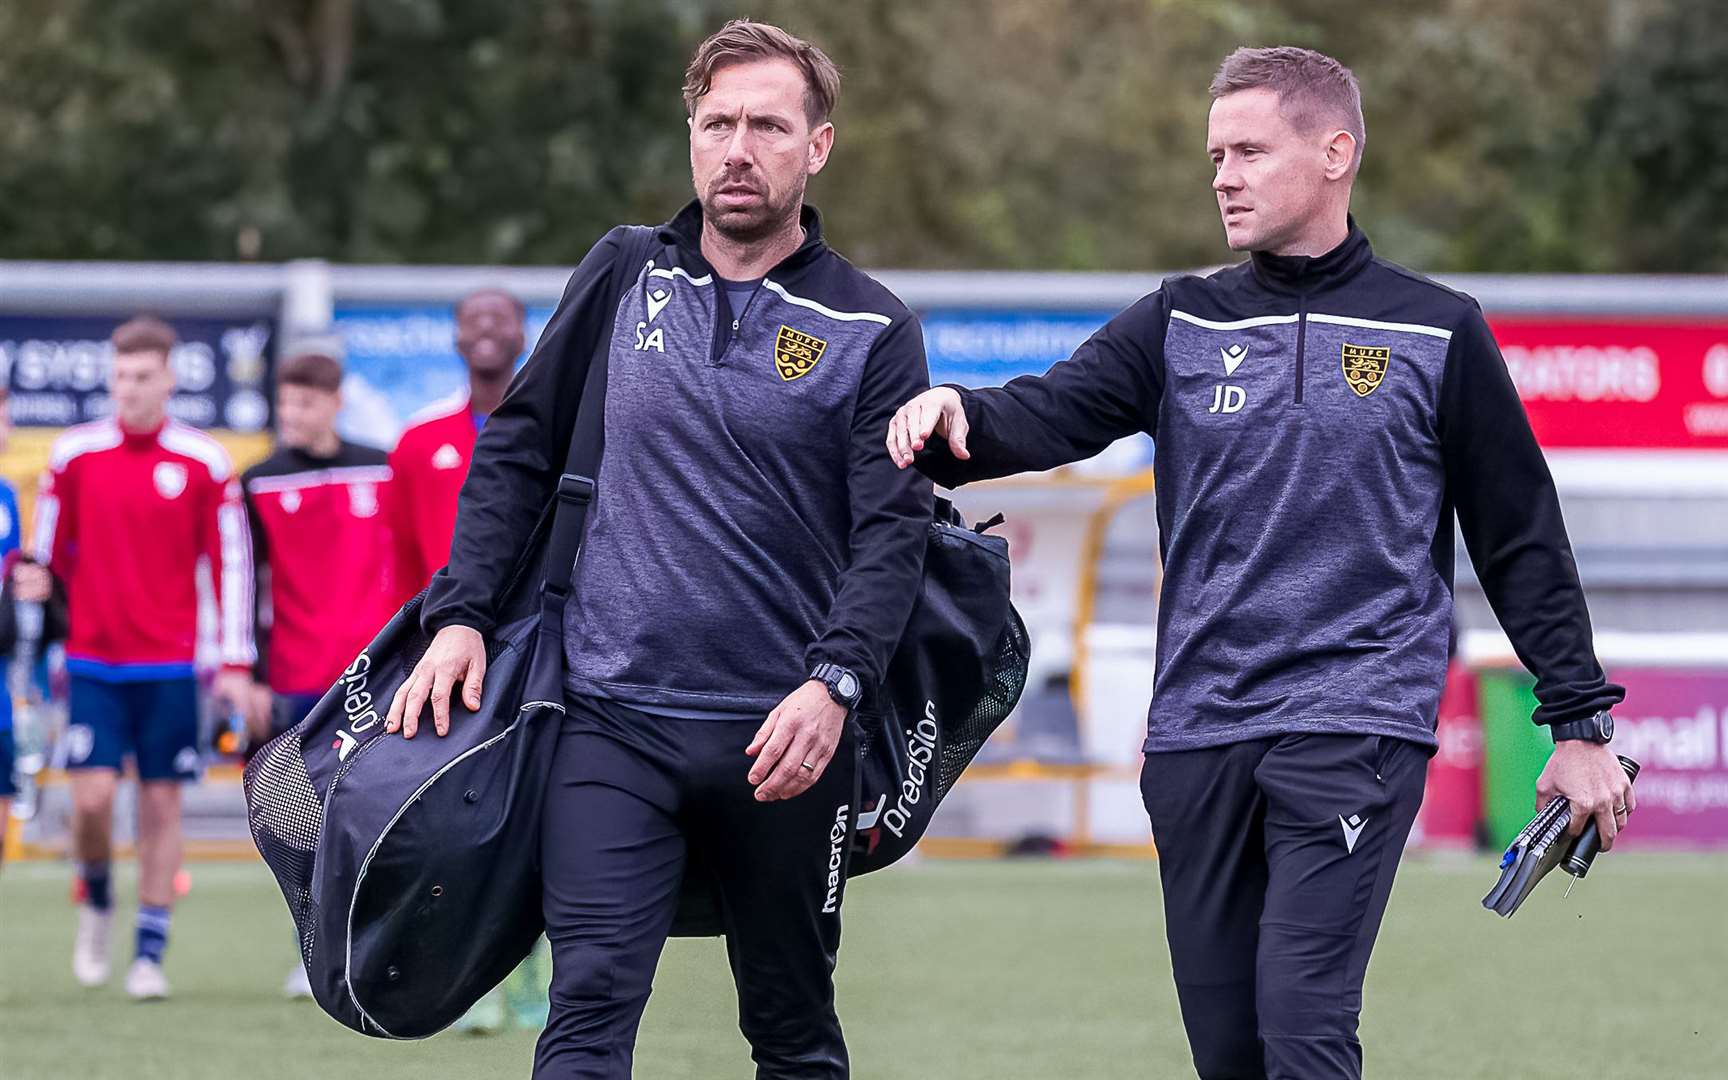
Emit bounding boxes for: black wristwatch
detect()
[1550,710,1614,745]
[811,663,862,712]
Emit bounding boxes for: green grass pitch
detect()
[2,854,1723,1078]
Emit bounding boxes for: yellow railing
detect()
[1068,467,1158,718]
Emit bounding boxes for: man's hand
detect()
[886,386,968,469]
[1536,740,1635,851]
[212,668,254,718]
[385,625,487,739]
[747,680,848,802]
[10,561,52,603]
[245,682,275,745]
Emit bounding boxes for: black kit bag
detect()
[851,500,1029,874]
[245,225,1031,1035]
[243,226,658,1039]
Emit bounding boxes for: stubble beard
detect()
[701,174,805,246]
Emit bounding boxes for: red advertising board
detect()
[1487,318,1728,449]
[1416,664,1482,850]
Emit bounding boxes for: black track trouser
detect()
[533,694,860,1080]
[1140,733,1429,1080]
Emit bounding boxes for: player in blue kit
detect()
[0,384,59,876]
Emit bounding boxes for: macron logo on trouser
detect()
[821,801,850,914]
[1340,813,1369,854]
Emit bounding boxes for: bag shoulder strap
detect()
[542,225,659,600]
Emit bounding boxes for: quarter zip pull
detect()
[1294,296,1308,404]
[716,283,762,366]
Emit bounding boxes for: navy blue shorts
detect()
[0,729,16,798]
[65,675,201,782]
[271,692,322,738]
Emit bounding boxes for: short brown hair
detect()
[1210,46,1365,169]
[682,19,840,125]
[277,349,344,394]
[111,315,177,359]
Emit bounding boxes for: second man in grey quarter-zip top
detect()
[916,218,1622,754]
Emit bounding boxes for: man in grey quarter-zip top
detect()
[385,20,931,1080]
[889,45,1633,1080]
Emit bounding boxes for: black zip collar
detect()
[1248,216,1373,295]
[659,198,828,277]
[283,442,353,469]
[249,439,381,480]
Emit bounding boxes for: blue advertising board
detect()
[920,309,1116,388]
[332,305,553,447]
[0,315,275,431]
[919,308,1153,470]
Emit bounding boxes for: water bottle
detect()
[9,598,45,821]
[9,599,42,701]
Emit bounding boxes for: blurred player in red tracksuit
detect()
[33,316,255,1001]
[386,289,525,604]
[240,345,396,998]
[241,347,395,743]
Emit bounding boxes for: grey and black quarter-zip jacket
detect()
[423,201,932,714]
[918,220,1623,753]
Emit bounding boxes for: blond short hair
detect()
[1210,46,1365,169]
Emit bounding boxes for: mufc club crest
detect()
[153,461,189,499]
[1341,343,1391,398]
[774,325,827,382]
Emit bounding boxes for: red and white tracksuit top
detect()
[387,393,479,605]
[33,418,254,680]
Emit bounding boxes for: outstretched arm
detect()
[889,289,1167,486]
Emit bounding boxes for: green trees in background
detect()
[1573,0,1728,272]
[1,0,1722,271]
[0,0,706,263]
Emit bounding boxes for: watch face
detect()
[836,672,859,700]
[1597,712,1614,740]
